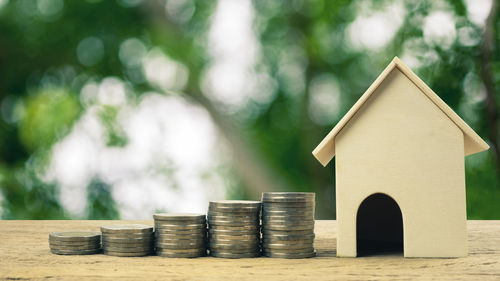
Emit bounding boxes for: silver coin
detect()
[155,232,205,239]
[208,220,259,227]
[156,249,206,258]
[208,244,259,252]
[262,192,315,202]
[155,236,205,244]
[262,235,314,243]
[262,223,314,230]
[208,234,259,241]
[102,236,153,243]
[262,205,315,211]
[262,222,314,228]
[262,246,314,253]
[262,202,315,209]
[210,251,260,258]
[262,192,315,198]
[209,200,261,208]
[208,228,259,236]
[208,233,258,241]
[156,245,206,251]
[155,248,207,254]
[101,224,153,234]
[209,237,260,245]
[263,251,316,259]
[155,234,206,242]
[209,225,260,231]
[50,244,101,251]
[262,221,314,227]
[156,234,205,241]
[262,222,314,229]
[155,241,206,249]
[49,240,101,247]
[262,227,314,233]
[49,232,101,242]
[262,209,314,216]
[262,242,314,250]
[262,198,315,204]
[207,212,260,218]
[155,223,206,230]
[208,215,259,222]
[155,231,205,238]
[103,241,153,248]
[103,245,153,253]
[208,207,260,213]
[208,200,261,213]
[262,233,314,241]
[155,229,205,235]
[262,214,314,221]
[102,232,151,238]
[262,226,314,232]
[103,250,151,257]
[262,240,314,247]
[153,213,206,222]
[262,218,314,225]
[262,209,315,216]
[153,220,205,226]
[50,248,101,255]
[209,247,260,254]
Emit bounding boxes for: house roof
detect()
[312,56,490,167]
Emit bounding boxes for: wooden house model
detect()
[312,57,489,258]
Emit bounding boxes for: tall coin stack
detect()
[49,231,101,255]
[208,200,261,258]
[154,213,207,258]
[101,224,154,257]
[261,192,316,258]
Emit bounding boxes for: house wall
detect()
[335,68,467,257]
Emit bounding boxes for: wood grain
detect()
[0,220,499,280]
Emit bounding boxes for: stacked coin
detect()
[101,224,154,257]
[208,200,261,258]
[154,213,207,258]
[49,231,101,255]
[261,192,316,258]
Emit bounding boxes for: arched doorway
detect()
[356,193,403,256]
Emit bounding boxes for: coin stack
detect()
[49,231,101,255]
[154,213,207,258]
[208,200,261,258]
[101,224,154,257]
[261,192,316,258]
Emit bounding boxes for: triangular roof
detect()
[312,56,489,167]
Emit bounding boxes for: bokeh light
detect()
[0,0,498,220]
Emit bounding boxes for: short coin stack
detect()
[101,224,154,257]
[261,192,316,258]
[49,231,101,255]
[208,200,261,258]
[154,213,207,258]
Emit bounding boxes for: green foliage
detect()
[0,166,67,219]
[19,88,81,152]
[0,0,498,220]
[466,152,500,219]
[86,178,120,220]
[98,105,128,147]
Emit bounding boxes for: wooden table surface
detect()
[0,220,499,280]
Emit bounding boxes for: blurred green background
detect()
[0,0,499,220]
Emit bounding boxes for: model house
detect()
[312,57,489,258]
